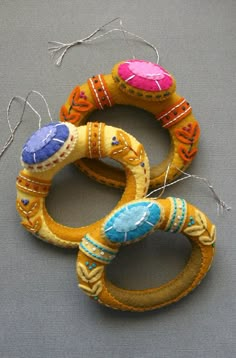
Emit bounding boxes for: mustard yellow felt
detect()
[60,60,200,189]
[16,123,150,248]
[77,198,216,312]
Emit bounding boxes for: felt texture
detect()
[1,1,235,357]
[16,123,150,247]
[117,60,173,92]
[60,62,200,189]
[22,122,70,165]
[77,198,216,311]
[104,201,161,243]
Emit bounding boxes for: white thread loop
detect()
[146,166,231,215]
[48,17,159,66]
[0,91,53,160]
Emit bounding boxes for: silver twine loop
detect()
[0,90,53,160]
[146,165,231,216]
[48,17,159,66]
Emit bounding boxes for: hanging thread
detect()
[146,165,231,215]
[0,90,53,160]
[48,17,159,66]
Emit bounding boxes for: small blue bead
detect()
[140,162,145,167]
[112,136,116,140]
[94,296,98,300]
[85,261,89,266]
[92,263,96,268]
[21,199,29,206]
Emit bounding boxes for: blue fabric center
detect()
[24,126,57,153]
[22,122,69,164]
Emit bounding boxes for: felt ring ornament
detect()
[60,59,200,189]
[16,121,150,248]
[77,197,216,311]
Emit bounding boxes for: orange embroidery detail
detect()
[178,145,198,162]
[21,216,42,233]
[60,105,81,124]
[88,75,113,109]
[175,122,200,144]
[16,172,51,197]
[111,130,144,166]
[16,198,40,219]
[60,86,94,124]
[156,98,192,128]
[86,122,105,159]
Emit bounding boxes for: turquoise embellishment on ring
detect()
[165,197,187,233]
[103,200,162,244]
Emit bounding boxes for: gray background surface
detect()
[0,1,235,357]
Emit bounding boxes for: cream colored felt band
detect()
[16,123,150,248]
[60,60,200,189]
[77,197,216,311]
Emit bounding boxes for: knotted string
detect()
[48,17,159,66]
[0,90,53,159]
[146,165,231,215]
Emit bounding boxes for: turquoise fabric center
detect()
[104,201,161,243]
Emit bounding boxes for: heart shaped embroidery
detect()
[175,122,200,144]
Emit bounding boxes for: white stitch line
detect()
[163,107,192,128]
[105,226,113,232]
[98,75,112,107]
[43,129,54,142]
[146,221,154,227]
[119,133,129,147]
[52,138,64,143]
[88,123,92,158]
[155,80,162,91]
[163,72,171,77]
[23,133,77,172]
[89,78,103,109]
[98,123,102,158]
[18,174,50,186]
[17,202,38,215]
[33,153,36,163]
[17,183,46,195]
[125,74,135,82]
[135,211,148,225]
[112,146,128,155]
[156,99,186,121]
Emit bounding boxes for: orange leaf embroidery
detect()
[16,199,40,218]
[21,216,42,233]
[60,105,81,124]
[178,145,198,162]
[175,122,200,144]
[68,86,94,112]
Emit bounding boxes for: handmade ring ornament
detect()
[77,197,216,311]
[60,59,201,189]
[16,121,150,248]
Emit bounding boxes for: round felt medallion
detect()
[104,200,161,243]
[22,122,69,164]
[113,59,176,101]
[21,122,78,172]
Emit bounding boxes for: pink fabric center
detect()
[129,61,165,80]
[118,60,173,92]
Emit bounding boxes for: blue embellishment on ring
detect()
[104,201,161,243]
[22,122,69,164]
